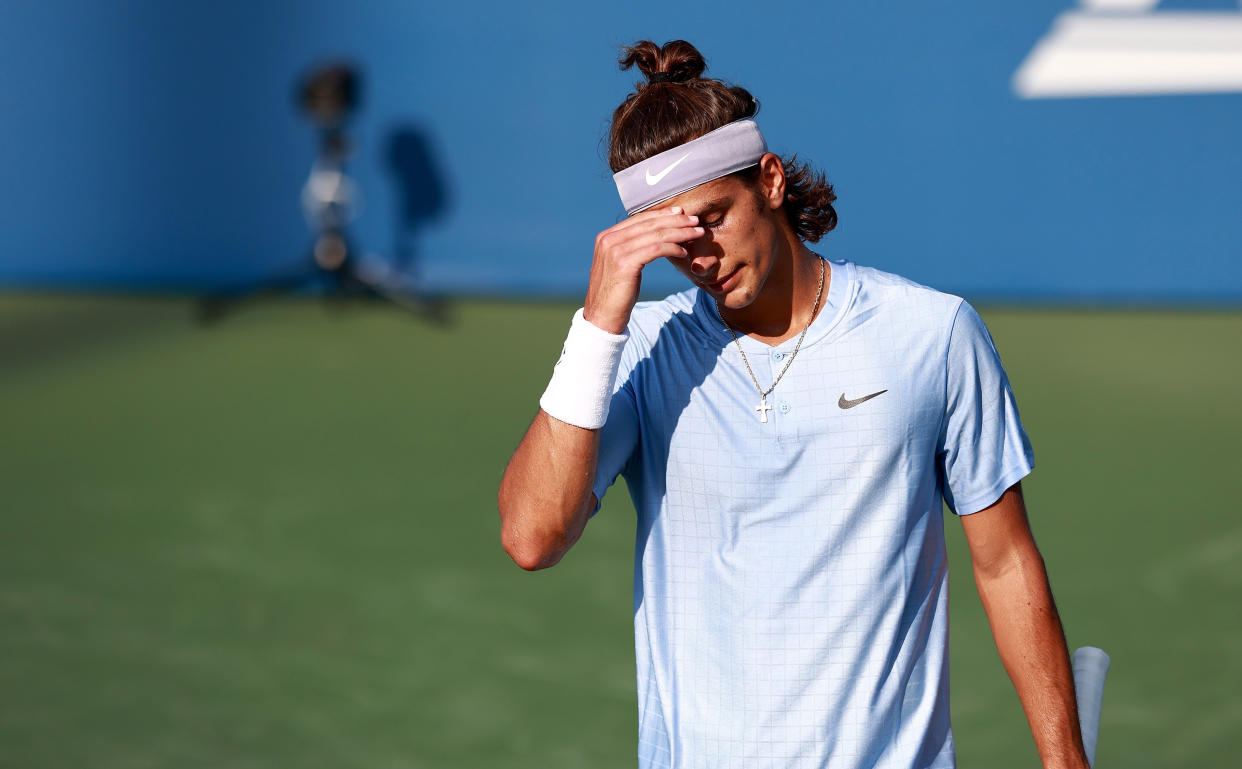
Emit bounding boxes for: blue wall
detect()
[1,1,1239,303]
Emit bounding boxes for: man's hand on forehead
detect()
[584,205,703,334]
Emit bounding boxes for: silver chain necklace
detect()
[714,258,825,423]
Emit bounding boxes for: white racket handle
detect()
[1072,646,1111,767]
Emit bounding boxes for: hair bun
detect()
[619,39,706,85]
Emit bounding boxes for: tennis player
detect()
[499,40,1091,769]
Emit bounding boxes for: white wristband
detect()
[539,308,628,429]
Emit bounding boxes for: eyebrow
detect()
[690,197,731,217]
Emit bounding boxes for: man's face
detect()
[660,164,784,312]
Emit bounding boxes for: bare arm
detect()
[498,411,600,570]
[497,206,703,570]
[961,482,1090,769]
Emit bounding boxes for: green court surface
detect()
[1,294,1239,768]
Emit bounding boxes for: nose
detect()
[685,238,718,276]
[690,256,716,276]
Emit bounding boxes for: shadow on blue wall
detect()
[386,123,450,289]
[195,65,452,324]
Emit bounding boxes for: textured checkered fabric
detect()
[592,258,1034,769]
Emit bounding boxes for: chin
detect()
[720,287,757,310]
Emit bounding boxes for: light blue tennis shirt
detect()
[592,258,1034,769]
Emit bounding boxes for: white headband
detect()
[612,119,767,215]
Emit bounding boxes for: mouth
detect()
[703,268,740,293]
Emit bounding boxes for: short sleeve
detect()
[937,301,1035,515]
[590,336,643,514]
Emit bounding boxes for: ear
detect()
[757,153,786,210]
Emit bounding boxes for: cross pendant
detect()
[755,397,773,423]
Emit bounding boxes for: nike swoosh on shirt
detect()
[645,153,691,186]
[838,390,888,409]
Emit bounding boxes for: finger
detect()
[660,224,707,246]
[606,206,698,237]
[613,223,704,255]
[597,219,703,264]
[606,214,697,244]
[625,227,705,266]
[631,239,693,267]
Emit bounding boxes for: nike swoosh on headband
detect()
[613,120,767,215]
[645,153,691,186]
[838,390,888,409]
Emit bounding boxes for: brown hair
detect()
[609,40,837,243]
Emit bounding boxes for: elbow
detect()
[497,495,571,572]
[974,543,1047,588]
[503,537,563,571]
[500,523,567,571]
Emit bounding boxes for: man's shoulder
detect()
[849,261,966,327]
[852,261,963,305]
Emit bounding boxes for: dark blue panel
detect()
[0,0,1238,303]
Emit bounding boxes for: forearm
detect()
[498,206,701,570]
[497,410,599,570]
[974,547,1089,769]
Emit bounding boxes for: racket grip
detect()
[1072,646,1111,767]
